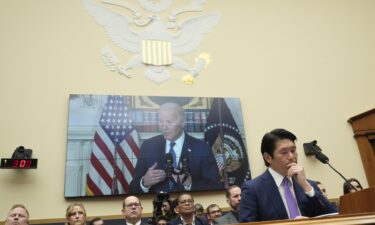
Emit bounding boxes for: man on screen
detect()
[130,102,222,193]
[239,128,337,222]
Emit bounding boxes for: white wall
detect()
[1,0,374,220]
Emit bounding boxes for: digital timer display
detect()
[0,158,38,169]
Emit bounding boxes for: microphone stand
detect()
[326,161,358,191]
[315,151,358,191]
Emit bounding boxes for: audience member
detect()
[239,128,337,222]
[66,203,87,225]
[162,200,174,220]
[168,193,209,225]
[216,186,241,225]
[343,178,363,194]
[122,196,147,225]
[155,216,168,225]
[206,204,222,225]
[194,203,204,218]
[5,204,29,225]
[170,198,179,218]
[315,181,328,198]
[89,217,103,225]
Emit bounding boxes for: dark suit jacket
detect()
[130,133,223,193]
[215,211,239,225]
[168,216,209,225]
[124,219,149,225]
[239,170,337,222]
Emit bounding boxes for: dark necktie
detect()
[168,142,177,191]
[169,142,177,168]
[282,177,300,219]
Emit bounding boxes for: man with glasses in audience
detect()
[122,196,147,225]
[66,203,87,225]
[168,193,209,225]
[5,204,29,225]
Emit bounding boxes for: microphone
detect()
[181,156,189,174]
[180,156,189,183]
[315,151,329,164]
[165,153,174,178]
[303,140,358,191]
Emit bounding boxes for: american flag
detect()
[215,153,225,171]
[204,98,251,187]
[86,96,140,195]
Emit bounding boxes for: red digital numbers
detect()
[12,159,19,167]
[12,159,31,168]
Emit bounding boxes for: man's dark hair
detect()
[155,215,168,224]
[261,128,297,166]
[122,195,141,209]
[176,193,194,203]
[225,185,240,199]
[89,217,102,225]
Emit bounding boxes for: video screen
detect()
[65,95,251,197]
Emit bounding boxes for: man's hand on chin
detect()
[287,163,312,192]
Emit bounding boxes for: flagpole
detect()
[217,98,229,187]
[112,147,119,195]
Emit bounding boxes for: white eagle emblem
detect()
[83,0,221,84]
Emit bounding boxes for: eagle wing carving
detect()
[83,0,141,53]
[173,12,221,55]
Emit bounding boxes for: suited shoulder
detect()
[142,134,164,145]
[185,134,211,151]
[242,170,269,188]
[215,212,237,225]
[139,135,164,150]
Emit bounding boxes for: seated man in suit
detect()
[216,185,241,225]
[168,193,209,225]
[5,204,29,225]
[122,195,147,225]
[130,102,222,193]
[239,128,337,222]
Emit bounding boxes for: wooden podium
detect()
[339,187,375,215]
[348,108,375,187]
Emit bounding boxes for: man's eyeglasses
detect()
[179,199,194,205]
[125,203,141,208]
